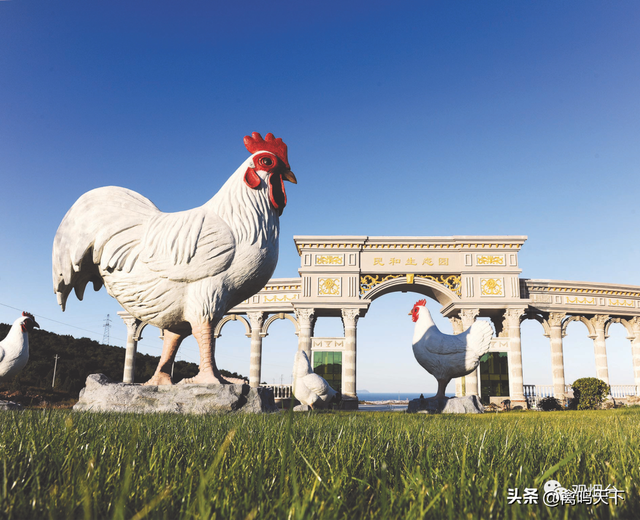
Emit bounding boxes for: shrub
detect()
[538,396,562,411]
[571,377,609,410]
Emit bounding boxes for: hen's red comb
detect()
[414,299,426,308]
[22,311,35,321]
[244,132,290,169]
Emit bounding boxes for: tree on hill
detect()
[0,323,247,396]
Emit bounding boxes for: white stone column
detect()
[294,308,315,359]
[449,316,465,397]
[247,311,265,388]
[589,315,610,385]
[117,312,146,384]
[628,318,640,394]
[546,312,567,401]
[459,309,480,395]
[504,308,527,405]
[341,308,359,401]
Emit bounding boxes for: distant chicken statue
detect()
[292,351,338,409]
[0,312,39,382]
[410,299,492,399]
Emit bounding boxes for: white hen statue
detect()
[0,312,39,381]
[410,299,492,399]
[292,351,338,409]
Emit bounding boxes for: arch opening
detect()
[363,275,461,307]
[357,291,458,395]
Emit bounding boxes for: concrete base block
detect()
[340,397,359,410]
[73,373,278,414]
[407,395,484,414]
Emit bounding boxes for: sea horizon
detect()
[357,391,456,402]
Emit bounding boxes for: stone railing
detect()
[261,384,293,399]
[609,385,638,398]
[523,383,638,408]
[523,384,573,408]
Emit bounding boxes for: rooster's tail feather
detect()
[52,187,159,310]
[468,320,494,356]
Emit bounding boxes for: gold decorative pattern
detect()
[477,255,504,265]
[608,299,635,307]
[315,255,344,265]
[263,294,299,303]
[525,284,640,298]
[296,243,361,254]
[481,278,503,296]
[360,274,462,296]
[361,243,521,249]
[262,284,301,292]
[363,244,456,249]
[566,297,596,305]
[318,278,341,296]
[296,239,524,254]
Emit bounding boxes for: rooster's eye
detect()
[259,157,273,167]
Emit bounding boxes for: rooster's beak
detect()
[282,170,297,184]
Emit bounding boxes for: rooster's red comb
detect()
[244,132,290,169]
[22,311,35,321]
[414,299,427,308]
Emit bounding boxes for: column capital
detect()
[341,308,360,327]
[246,311,265,330]
[589,314,610,331]
[500,308,526,337]
[503,307,527,326]
[627,317,640,338]
[546,312,566,328]
[449,317,464,334]
[459,308,479,329]
[117,311,147,341]
[294,307,315,324]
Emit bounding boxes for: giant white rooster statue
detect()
[0,312,39,381]
[410,299,493,399]
[52,133,296,386]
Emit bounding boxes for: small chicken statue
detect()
[292,351,338,410]
[0,312,39,382]
[410,300,492,399]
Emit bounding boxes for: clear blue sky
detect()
[1,1,639,393]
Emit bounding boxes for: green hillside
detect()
[0,323,246,397]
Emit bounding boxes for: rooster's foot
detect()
[177,372,230,385]
[143,373,173,386]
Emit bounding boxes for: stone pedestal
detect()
[0,400,23,411]
[407,395,484,414]
[73,374,278,414]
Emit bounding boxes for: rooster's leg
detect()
[434,379,449,400]
[178,322,230,385]
[143,330,185,386]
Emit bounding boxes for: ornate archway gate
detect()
[230,235,529,409]
[119,235,640,409]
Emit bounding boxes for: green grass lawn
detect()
[0,407,638,519]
